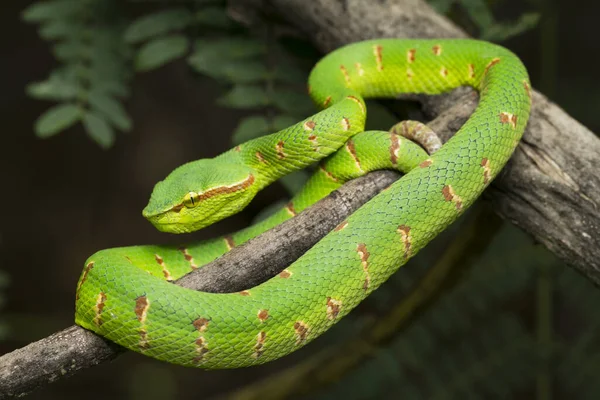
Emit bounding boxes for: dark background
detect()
[1,0,599,399]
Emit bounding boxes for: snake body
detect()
[75,39,531,368]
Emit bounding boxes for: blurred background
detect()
[1,0,599,399]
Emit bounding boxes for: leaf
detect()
[88,91,132,131]
[26,78,78,101]
[272,63,308,84]
[53,40,88,61]
[38,21,79,40]
[217,85,269,109]
[22,0,82,23]
[232,116,269,145]
[481,13,540,42]
[194,7,235,28]
[459,0,494,31]
[34,104,82,138]
[271,89,314,116]
[271,115,298,131]
[124,8,193,44]
[135,35,189,72]
[83,111,115,148]
[191,58,268,83]
[188,38,265,68]
[428,0,456,14]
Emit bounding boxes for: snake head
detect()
[142,159,257,233]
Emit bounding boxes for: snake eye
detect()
[183,192,199,208]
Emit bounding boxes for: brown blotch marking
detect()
[239,290,251,296]
[303,120,316,131]
[440,66,448,78]
[346,95,365,114]
[154,254,173,281]
[442,185,463,210]
[76,261,95,300]
[481,158,492,184]
[419,159,433,168]
[319,165,339,182]
[390,134,401,168]
[326,297,342,320]
[484,58,501,76]
[224,235,235,251]
[139,328,150,350]
[354,62,364,76]
[345,140,363,172]
[356,243,371,291]
[523,80,532,101]
[193,317,209,332]
[334,220,348,231]
[341,117,351,131]
[253,331,266,359]
[135,295,150,323]
[468,63,475,80]
[323,96,332,108]
[176,175,254,210]
[406,68,414,80]
[397,225,412,260]
[178,247,198,270]
[373,44,383,71]
[193,337,209,363]
[171,203,184,213]
[499,112,518,129]
[276,140,287,159]
[257,309,269,322]
[279,269,292,278]
[293,321,309,345]
[407,48,416,63]
[340,64,351,86]
[285,202,297,216]
[234,145,241,152]
[93,292,107,326]
[432,44,442,56]
[255,151,267,164]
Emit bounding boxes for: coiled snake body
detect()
[75,39,531,368]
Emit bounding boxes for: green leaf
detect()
[26,78,78,101]
[194,7,235,28]
[231,116,269,145]
[34,104,82,138]
[271,115,298,131]
[53,40,89,62]
[271,89,314,116]
[188,38,265,68]
[428,0,455,14]
[83,111,115,148]
[22,0,82,23]
[88,91,132,131]
[191,58,268,83]
[481,13,540,42]
[217,85,269,109]
[38,21,79,40]
[135,35,189,72]
[124,8,193,44]
[459,0,494,30]
[272,63,308,84]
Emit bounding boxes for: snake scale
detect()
[75,39,531,368]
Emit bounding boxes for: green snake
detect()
[75,39,531,368]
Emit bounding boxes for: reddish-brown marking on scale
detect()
[406,68,414,80]
[171,203,184,213]
[135,295,150,323]
[354,62,364,76]
[326,297,342,320]
[293,321,309,345]
[239,290,251,296]
[234,145,241,152]
[323,96,332,108]
[390,134,401,167]
[279,269,292,278]
[356,243,371,291]
[341,117,351,131]
[499,112,518,129]
[139,328,150,350]
[253,331,266,359]
[172,175,255,212]
[193,318,209,332]
[407,48,416,63]
[419,159,433,168]
[178,247,197,269]
[93,292,107,326]
[276,140,286,159]
[155,254,173,281]
[255,151,267,164]
[303,120,316,131]
[286,202,297,216]
[397,225,412,260]
[373,44,384,71]
[194,337,209,363]
[442,185,463,210]
[346,95,365,114]
[468,63,476,80]
[224,235,235,251]
[440,67,448,78]
[334,220,348,231]
[76,261,95,300]
[340,65,351,86]
[319,165,339,182]
[523,81,532,101]
[257,309,269,322]
[484,58,501,76]
[345,140,362,171]
[432,44,442,56]
[481,158,492,184]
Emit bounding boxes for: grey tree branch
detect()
[4,0,600,397]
